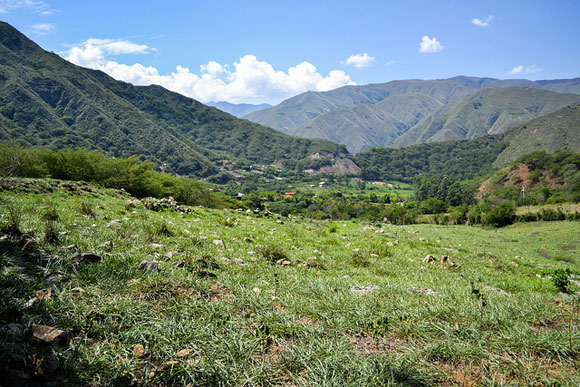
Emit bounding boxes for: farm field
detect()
[1,180,579,386]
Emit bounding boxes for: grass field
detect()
[1,180,579,386]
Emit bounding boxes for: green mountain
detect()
[206,101,272,117]
[355,104,580,183]
[0,22,347,178]
[393,87,580,147]
[244,76,580,137]
[291,93,443,153]
[495,104,580,166]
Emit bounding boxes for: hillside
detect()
[0,22,347,178]
[355,104,580,183]
[2,179,579,385]
[479,149,580,204]
[244,76,580,138]
[394,87,580,147]
[494,105,580,166]
[291,93,443,153]
[206,101,272,117]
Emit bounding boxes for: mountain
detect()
[494,104,580,166]
[206,101,272,117]
[0,22,348,178]
[244,76,580,137]
[291,93,443,153]
[393,87,580,147]
[354,104,580,182]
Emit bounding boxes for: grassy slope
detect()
[394,87,580,147]
[495,105,580,166]
[0,22,347,178]
[1,182,580,385]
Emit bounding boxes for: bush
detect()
[552,268,571,293]
[468,201,516,227]
[419,198,448,214]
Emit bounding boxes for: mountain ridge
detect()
[0,22,348,178]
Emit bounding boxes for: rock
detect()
[213,240,225,248]
[176,348,194,358]
[276,259,291,266]
[31,324,69,348]
[24,297,38,308]
[253,287,261,294]
[483,285,512,296]
[342,275,351,279]
[133,344,147,357]
[61,244,79,251]
[423,255,436,263]
[418,237,425,242]
[150,243,164,249]
[410,286,439,296]
[99,241,113,250]
[386,242,394,247]
[36,288,52,301]
[138,260,158,271]
[350,285,379,294]
[375,228,385,234]
[106,220,122,227]
[71,252,102,264]
[243,237,253,243]
[439,255,448,264]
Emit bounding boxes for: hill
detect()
[0,22,347,178]
[355,104,580,183]
[291,93,443,153]
[244,76,580,138]
[479,149,580,204]
[206,101,272,117]
[393,87,580,147]
[494,105,580,166]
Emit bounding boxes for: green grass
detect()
[1,180,580,385]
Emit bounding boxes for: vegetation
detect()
[0,21,347,179]
[481,149,580,205]
[1,181,580,385]
[0,144,235,208]
[356,136,507,182]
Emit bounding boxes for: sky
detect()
[1,0,579,105]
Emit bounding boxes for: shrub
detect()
[552,268,571,293]
[258,245,288,262]
[468,201,516,227]
[419,198,448,214]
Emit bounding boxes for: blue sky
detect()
[2,0,579,104]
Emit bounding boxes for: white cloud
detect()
[343,53,375,68]
[65,38,152,68]
[30,23,54,35]
[508,64,542,75]
[0,0,49,14]
[509,65,523,75]
[472,15,494,27]
[419,36,444,53]
[385,60,396,66]
[63,39,355,104]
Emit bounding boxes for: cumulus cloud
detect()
[65,38,152,68]
[0,0,49,14]
[63,39,355,104]
[472,15,494,27]
[419,36,444,53]
[343,53,375,68]
[30,23,54,35]
[508,64,542,75]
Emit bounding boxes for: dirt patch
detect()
[348,333,405,355]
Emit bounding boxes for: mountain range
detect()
[0,22,346,178]
[245,77,580,153]
[206,101,272,118]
